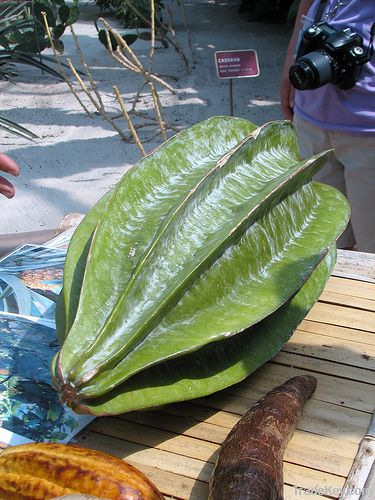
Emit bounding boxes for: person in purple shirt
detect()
[280,0,375,252]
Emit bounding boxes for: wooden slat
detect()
[320,291,375,312]
[324,276,375,301]
[234,363,375,413]
[285,431,355,476]
[161,391,371,443]
[79,431,214,482]
[79,434,208,500]
[122,401,367,459]
[88,417,218,464]
[284,484,329,499]
[306,302,375,332]
[163,402,241,429]
[282,330,375,373]
[334,249,375,282]
[275,351,375,385]
[284,462,345,496]
[298,320,375,346]
[121,410,230,444]
[79,432,344,500]
[91,413,356,477]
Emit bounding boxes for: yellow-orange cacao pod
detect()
[0,442,164,500]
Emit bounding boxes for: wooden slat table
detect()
[75,251,375,499]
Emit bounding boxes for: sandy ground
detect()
[0,0,290,234]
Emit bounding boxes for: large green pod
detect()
[53,118,350,416]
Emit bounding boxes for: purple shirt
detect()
[294,0,375,134]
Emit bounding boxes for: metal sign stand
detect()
[229,79,233,116]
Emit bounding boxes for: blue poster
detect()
[0,235,93,445]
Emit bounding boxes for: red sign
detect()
[214,50,260,79]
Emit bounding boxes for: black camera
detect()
[289,22,367,91]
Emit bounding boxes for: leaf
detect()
[57,4,70,25]
[0,116,38,140]
[0,50,64,79]
[138,31,151,40]
[64,5,79,26]
[58,116,257,369]
[14,31,47,53]
[123,34,138,45]
[34,2,56,28]
[51,37,64,54]
[75,246,337,416]
[53,23,65,39]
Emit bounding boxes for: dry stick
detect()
[70,24,105,113]
[113,86,146,157]
[147,0,166,141]
[123,0,189,72]
[129,82,148,113]
[103,25,139,73]
[148,80,167,141]
[118,48,169,139]
[66,59,128,141]
[99,18,175,93]
[106,37,167,132]
[100,18,171,142]
[101,20,171,139]
[148,0,156,73]
[166,4,176,38]
[112,48,140,73]
[41,11,92,116]
[177,0,193,58]
[153,5,189,72]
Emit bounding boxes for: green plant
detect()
[95,0,164,29]
[0,1,80,138]
[95,0,189,70]
[0,0,79,54]
[52,117,350,416]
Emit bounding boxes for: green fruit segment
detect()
[77,246,336,416]
[58,116,257,377]
[56,190,112,342]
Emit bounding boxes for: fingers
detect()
[0,175,16,199]
[0,154,20,199]
[280,78,295,121]
[0,153,20,177]
[281,103,294,121]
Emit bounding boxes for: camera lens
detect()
[289,51,334,90]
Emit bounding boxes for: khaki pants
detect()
[293,113,375,253]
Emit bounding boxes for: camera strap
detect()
[315,0,352,23]
[363,22,375,64]
[315,0,328,22]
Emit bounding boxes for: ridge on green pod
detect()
[52,117,350,416]
[56,116,257,344]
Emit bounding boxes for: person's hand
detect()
[280,74,295,121]
[0,153,20,199]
